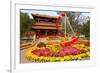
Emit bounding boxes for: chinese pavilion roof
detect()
[31,14,62,30]
[31,14,58,19]
[33,22,61,27]
[32,26,63,30]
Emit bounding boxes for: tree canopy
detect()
[20,12,33,36]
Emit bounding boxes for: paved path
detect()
[20,38,48,63]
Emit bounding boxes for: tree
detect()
[56,11,82,35]
[20,12,33,36]
[82,20,90,39]
[67,12,82,33]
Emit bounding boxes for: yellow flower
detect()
[60,58,64,62]
[64,56,71,61]
[50,57,54,61]
[76,54,82,60]
[86,52,90,57]
[71,55,77,60]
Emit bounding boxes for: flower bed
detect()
[24,36,90,62]
[25,44,90,62]
[25,49,90,62]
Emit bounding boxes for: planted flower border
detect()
[25,49,90,62]
[24,36,90,63]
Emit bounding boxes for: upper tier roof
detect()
[31,14,58,19]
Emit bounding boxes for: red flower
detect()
[31,46,86,57]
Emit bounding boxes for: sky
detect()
[20,9,90,24]
[20,9,59,19]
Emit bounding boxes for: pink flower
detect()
[58,51,66,56]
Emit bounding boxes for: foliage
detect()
[82,20,90,39]
[20,12,33,36]
[57,11,90,38]
[67,12,81,34]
